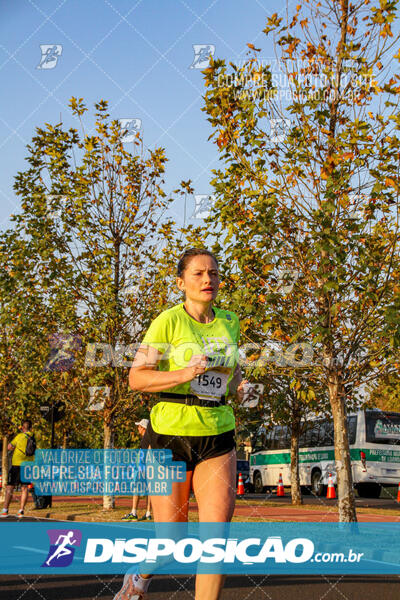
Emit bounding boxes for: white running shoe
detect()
[113,572,152,600]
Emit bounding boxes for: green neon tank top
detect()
[140,302,240,436]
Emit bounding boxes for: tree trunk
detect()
[1,435,8,502]
[290,417,303,505]
[103,401,115,510]
[62,429,68,449]
[102,236,121,511]
[328,371,357,522]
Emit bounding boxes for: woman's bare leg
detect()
[192,448,237,600]
[136,470,193,585]
[132,473,193,588]
[114,460,193,598]
[149,472,193,521]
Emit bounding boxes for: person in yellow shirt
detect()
[1,419,35,518]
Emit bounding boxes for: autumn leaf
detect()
[247,43,261,52]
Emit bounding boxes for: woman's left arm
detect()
[228,316,250,402]
[228,363,249,402]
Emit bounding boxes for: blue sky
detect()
[0,0,279,230]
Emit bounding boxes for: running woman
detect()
[113,247,249,600]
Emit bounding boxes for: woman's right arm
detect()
[129,344,208,393]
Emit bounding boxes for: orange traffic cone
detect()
[397,482,400,503]
[326,473,336,499]
[237,472,245,496]
[276,473,285,497]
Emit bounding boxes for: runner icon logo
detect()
[42,529,82,567]
[189,45,215,69]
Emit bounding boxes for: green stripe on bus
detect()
[352,448,400,463]
[251,449,335,466]
[251,448,400,466]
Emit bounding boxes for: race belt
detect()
[158,392,226,407]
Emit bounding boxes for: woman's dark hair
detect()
[177,248,218,278]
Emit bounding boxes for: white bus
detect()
[249,409,400,498]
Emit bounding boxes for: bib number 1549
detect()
[190,369,229,399]
[197,373,222,389]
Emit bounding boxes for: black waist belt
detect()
[158,392,226,407]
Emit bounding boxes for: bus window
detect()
[299,421,319,448]
[365,411,400,446]
[301,417,354,447]
[258,415,357,451]
[251,426,268,452]
[251,432,263,453]
[318,420,334,446]
[270,426,281,450]
[264,426,272,449]
[309,421,322,447]
[299,424,311,447]
[262,428,270,449]
[347,416,357,445]
[270,425,289,450]
[278,425,290,449]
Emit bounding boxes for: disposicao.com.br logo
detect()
[39,531,364,569]
[82,536,363,566]
[2,522,398,575]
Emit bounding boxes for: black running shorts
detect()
[143,418,236,471]
[8,465,27,487]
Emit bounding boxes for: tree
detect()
[0,229,54,432]
[11,98,178,508]
[0,227,57,497]
[180,201,330,506]
[202,0,400,521]
[367,371,400,412]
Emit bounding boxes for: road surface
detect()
[0,573,399,599]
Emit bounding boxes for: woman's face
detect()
[177,255,220,303]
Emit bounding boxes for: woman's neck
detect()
[183,299,215,323]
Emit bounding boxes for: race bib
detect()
[190,369,230,401]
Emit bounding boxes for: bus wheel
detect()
[356,483,381,498]
[254,472,265,494]
[311,469,326,497]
